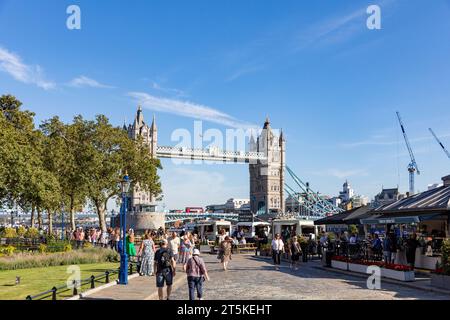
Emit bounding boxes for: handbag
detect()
[192,257,206,282]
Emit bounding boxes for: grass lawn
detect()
[0,262,119,300]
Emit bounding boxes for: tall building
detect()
[125,106,158,213]
[249,118,285,215]
[339,181,354,202]
[373,187,404,207]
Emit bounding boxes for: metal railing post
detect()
[90,275,95,289]
[26,295,32,300]
[73,280,78,296]
[105,271,110,284]
[52,287,57,301]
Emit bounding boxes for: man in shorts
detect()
[168,232,181,263]
[154,239,177,300]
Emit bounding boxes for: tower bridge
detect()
[124,106,342,227]
[155,145,267,163]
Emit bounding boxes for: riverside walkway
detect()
[79,255,450,300]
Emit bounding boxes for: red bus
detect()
[185,207,204,214]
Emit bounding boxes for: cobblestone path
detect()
[170,254,450,300]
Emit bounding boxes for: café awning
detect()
[360,212,442,225]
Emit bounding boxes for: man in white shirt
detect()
[168,232,181,262]
[271,233,284,271]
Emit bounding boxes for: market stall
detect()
[196,219,232,241]
[360,175,450,270]
[234,221,270,240]
[271,218,319,241]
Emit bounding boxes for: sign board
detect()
[239,212,254,223]
[326,224,348,233]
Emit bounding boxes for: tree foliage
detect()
[0,94,163,233]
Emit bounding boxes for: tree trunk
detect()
[94,200,107,232]
[70,207,76,231]
[30,206,36,228]
[37,208,42,230]
[69,194,76,231]
[48,210,53,235]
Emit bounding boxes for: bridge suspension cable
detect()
[285,166,344,217]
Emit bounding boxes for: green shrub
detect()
[25,227,39,239]
[64,243,72,252]
[2,227,17,239]
[45,240,72,253]
[38,244,47,253]
[83,242,93,249]
[0,248,120,270]
[439,239,450,275]
[348,225,358,235]
[0,246,15,256]
[17,226,27,237]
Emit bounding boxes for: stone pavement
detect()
[170,254,450,300]
[81,266,185,300]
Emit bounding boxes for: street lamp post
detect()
[119,173,131,285]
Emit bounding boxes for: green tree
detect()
[0,95,37,210]
[84,115,162,231]
[40,116,89,231]
[0,95,62,234]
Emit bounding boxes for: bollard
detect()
[90,275,95,289]
[105,271,110,284]
[52,287,57,301]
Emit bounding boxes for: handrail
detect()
[25,261,139,300]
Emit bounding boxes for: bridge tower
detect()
[125,106,158,211]
[249,118,285,216]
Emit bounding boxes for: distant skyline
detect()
[1,0,450,210]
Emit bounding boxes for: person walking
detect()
[138,233,156,277]
[272,233,284,271]
[185,249,210,301]
[405,233,419,268]
[126,229,137,261]
[383,233,393,264]
[220,236,232,271]
[179,234,194,268]
[154,239,177,300]
[290,236,302,270]
[168,232,181,263]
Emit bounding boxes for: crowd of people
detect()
[316,230,422,268]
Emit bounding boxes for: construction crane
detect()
[429,128,450,160]
[396,111,420,196]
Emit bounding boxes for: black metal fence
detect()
[25,262,139,301]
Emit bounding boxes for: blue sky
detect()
[1,0,450,210]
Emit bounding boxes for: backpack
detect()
[159,250,172,270]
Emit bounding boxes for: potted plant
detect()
[431,239,450,290]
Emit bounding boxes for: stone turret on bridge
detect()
[249,117,285,216]
[125,106,286,220]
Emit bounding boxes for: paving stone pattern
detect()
[170,255,450,300]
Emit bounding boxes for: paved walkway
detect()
[81,266,185,300]
[80,254,450,300]
[170,255,450,300]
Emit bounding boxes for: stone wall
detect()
[112,212,166,234]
